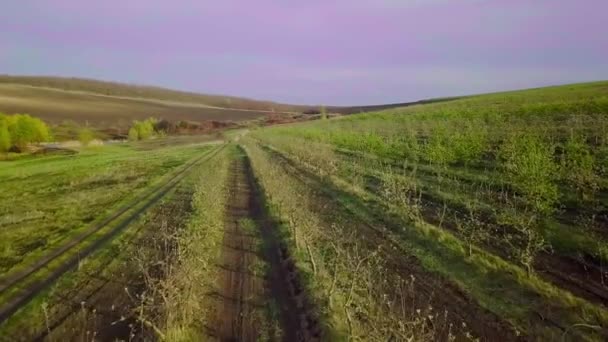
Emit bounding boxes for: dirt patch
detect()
[210,151,320,341]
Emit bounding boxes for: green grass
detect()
[161,144,232,340]
[246,81,608,340]
[0,141,212,277]
[245,140,463,341]
[0,165,203,339]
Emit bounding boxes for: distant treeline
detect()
[126,118,238,141]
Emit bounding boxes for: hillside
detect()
[0,75,456,128]
[244,80,608,340]
[0,75,306,112]
[0,75,311,128]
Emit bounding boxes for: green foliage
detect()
[561,133,599,201]
[128,118,157,141]
[0,143,208,275]
[452,122,488,165]
[128,127,139,141]
[320,106,327,120]
[78,128,95,146]
[0,115,10,153]
[500,133,559,214]
[245,82,608,340]
[399,128,420,162]
[422,125,457,170]
[3,113,50,151]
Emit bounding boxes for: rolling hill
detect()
[0,75,459,129]
[0,76,310,128]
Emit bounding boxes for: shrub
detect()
[128,127,139,141]
[128,118,158,141]
[320,106,327,120]
[500,133,559,214]
[4,114,50,151]
[452,122,488,166]
[561,133,598,201]
[423,125,457,171]
[399,128,420,162]
[78,128,95,146]
[0,117,10,153]
[456,204,489,257]
[498,207,548,276]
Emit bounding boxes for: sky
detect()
[1,0,607,105]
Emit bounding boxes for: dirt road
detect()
[211,150,320,341]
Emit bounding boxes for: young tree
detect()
[31,117,50,142]
[456,204,489,257]
[423,125,457,175]
[500,208,548,276]
[5,114,50,151]
[128,127,139,141]
[0,117,10,153]
[78,128,95,146]
[320,106,327,120]
[561,133,598,201]
[499,133,556,276]
[500,132,559,215]
[129,118,157,141]
[453,121,488,167]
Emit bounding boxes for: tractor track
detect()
[0,143,225,325]
[212,149,320,341]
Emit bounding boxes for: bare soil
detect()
[209,151,320,341]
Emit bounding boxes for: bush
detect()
[4,114,50,151]
[0,116,10,153]
[561,133,598,201]
[423,125,457,170]
[399,129,420,162]
[500,133,559,214]
[128,127,139,141]
[128,118,158,141]
[452,122,488,166]
[78,128,95,146]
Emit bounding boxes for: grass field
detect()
[1,81,608,341]
[243,81,608,340]
[0,141,214,277]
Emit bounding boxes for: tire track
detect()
[213,149,320,341]
[0,143,225,324]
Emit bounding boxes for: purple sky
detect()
[1,1,607,105]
